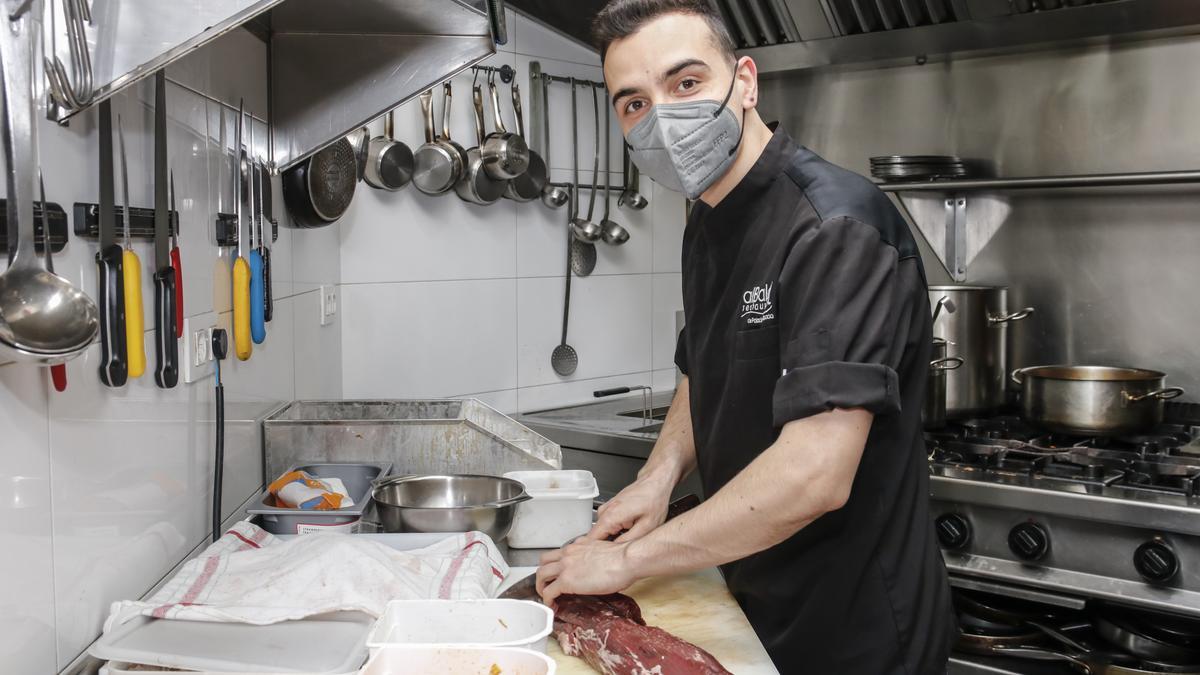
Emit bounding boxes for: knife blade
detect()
[152,71,178,389]
[95,99,127,388]
[499,494,702,602]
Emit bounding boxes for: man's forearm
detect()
[625,408,872,577]
[636,378,697,488]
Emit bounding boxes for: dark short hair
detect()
[592,0,736,63]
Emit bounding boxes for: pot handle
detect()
[990,307,1035,325]
[1011,367,1032,385]
[1124,387,1185,403]
[930,356,964,371]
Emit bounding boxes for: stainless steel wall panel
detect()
[757,33,1200,398]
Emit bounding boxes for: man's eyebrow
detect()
[611,86,638,105]
[662,58,708,80]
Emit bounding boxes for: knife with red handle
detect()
[170,172,183,338]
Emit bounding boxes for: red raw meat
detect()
[554,594,732,675]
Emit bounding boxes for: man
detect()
[534,1,956,672]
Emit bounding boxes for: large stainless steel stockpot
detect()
[1012,366,1184,436]
[923,339,964,430]
[929,285,1033,418]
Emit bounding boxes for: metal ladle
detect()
[599,91,629,246]
[618,146,649,211]
[568,79,602,243]
[540,74,569,209]
[0,5,98,363]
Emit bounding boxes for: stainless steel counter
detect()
[518,390,676,460]
[518,391,705,500]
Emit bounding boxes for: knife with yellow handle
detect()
[117,115,145,379]
[232,100,252,361]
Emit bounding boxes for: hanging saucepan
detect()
[481,71,529,180]
[413,86,465,195]
[504,81,547,201]
[363,109,413,191]
[455,82,507,205]
[923,338,964,430]
[281,134,357,228]
[1012,366,1184,436]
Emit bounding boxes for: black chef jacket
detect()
[675,126,955,674]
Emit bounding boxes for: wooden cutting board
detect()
[547,568,779,674]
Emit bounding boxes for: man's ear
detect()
[735,56,760,110]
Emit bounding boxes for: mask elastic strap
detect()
[718,60,746,157]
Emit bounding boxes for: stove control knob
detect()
[935,514,971,551]
[1009,522,1049,562]
[1134,540,1179,584]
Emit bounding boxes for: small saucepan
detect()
[454,82,507,205]
[363,109,413,191]
[1012,365,1184,436]
[481,72,529,180]
[413,86,465,195]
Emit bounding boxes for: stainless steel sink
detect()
[629,422,664,434]
[617,405,670,421]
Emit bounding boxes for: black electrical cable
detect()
[211,328,228,543]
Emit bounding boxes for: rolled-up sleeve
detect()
[674,326,689,376]
[772,216,908,427]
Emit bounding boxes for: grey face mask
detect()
[624,70,743,201]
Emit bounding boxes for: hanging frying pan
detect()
[281,134,357,228]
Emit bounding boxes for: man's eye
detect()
[624,100,645,115]
[677,78,698,92]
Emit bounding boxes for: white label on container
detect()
[295,518,361,535]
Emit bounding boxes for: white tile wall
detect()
[2,12,685,672]
[340,15,688,414]
[0,27,342,671]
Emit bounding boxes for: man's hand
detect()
[536,539,639,609]
[587,472,673,543]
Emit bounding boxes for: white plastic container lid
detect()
[366,599,553,653]
[503,470,598,500]
[361,645,556,675]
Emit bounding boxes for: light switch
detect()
[320,285,338,326]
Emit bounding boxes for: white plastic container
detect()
[503,470,598,548]
[361,646,556,675]
[365,599,553,657]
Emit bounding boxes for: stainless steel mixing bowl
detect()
[372,474,530,540]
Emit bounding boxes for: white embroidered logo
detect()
[740,282,775,325]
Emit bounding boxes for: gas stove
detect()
[927,407,1200,619]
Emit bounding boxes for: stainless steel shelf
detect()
[878,169,1200,192]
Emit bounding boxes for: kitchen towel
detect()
[104,522,508,628]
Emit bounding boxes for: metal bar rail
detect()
[878,170,1200,192]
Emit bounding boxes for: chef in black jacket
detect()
[535,1,956,672]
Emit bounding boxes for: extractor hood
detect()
[50,0,503,170]
[506,0,1200,74]
[734,0,1200,74]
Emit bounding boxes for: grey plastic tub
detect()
[248,461,392,534]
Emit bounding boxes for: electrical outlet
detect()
[320,285,338,326]
[181,311,219,384]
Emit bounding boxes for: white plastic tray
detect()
[360,645,556,675]
[92,609,373,673]
[365,599,553,656]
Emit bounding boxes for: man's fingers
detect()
[614,519,652,543]
[541,578,563,610]
[586,515,628,541]
[539,548,563,566]
[536,562,561,595]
